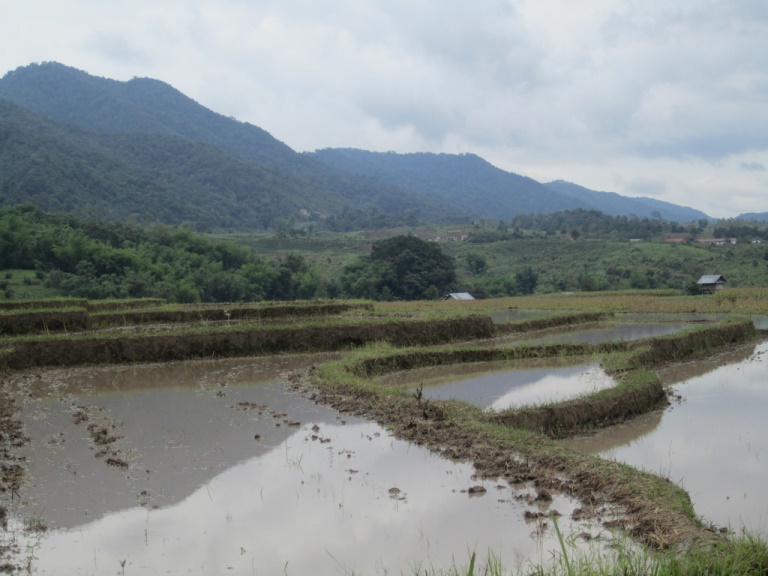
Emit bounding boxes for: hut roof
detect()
[443,292,475,300]
[696,275,726,284]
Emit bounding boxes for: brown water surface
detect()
[519,322,690,345]
[5,355,612,575]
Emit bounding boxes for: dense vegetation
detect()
[2,204,768,303]
[0,204,324,302]
[504,209,707,241]
[0,205,463,302]
[339,235,457,300]
[0,63,462,231]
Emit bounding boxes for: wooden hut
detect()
[696,275,726,294]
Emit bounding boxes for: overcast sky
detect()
[2,0,767,218]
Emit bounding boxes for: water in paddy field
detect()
[519,322,691,345]
[490,309,551,323]
[563,340,768,538]
[5,356,614,576]
[378,358,616,410]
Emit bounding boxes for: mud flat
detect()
[3,356,612,575]
[563,340,768,537]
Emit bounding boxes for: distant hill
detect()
[0,62,458,229]
[1,61,714,230]
[309,148,591,220]
[736,212,768,222]
[310,149,710,222]
[544,180,710,222]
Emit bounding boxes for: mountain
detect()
[0,62,459,229]
[736,212,768,222]
[544,180,710,222]
[309,148,592,220]
[0,62,297,166]
[0,98,327,229]
[1,62,713,230]
[309,148,710,222]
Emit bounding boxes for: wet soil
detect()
[1,356,612,575]
[0,317,763,570]
[302,321,764,552]
[302,367,717,552]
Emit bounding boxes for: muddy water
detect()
[520,322,690,345]
[491,309,549,323]
[563,340,768,536]
[617,312,768,330]
[378,358,616,410]
[6,356,611,575]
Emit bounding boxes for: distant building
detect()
[697,238,737,245]
[696,275,726,294]
[665,237,737,245]
[442,292,475,300]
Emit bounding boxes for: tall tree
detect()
[342,235,456,300]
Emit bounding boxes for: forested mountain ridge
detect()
[0,61,295,165]
[309,149,712,222]
[0,98,331,229]
[0,63,463,229]
[1,62,714,229]
[736,212,768,222]
[309,148,592,220]
[544,180,710,223]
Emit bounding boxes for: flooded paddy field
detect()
[616,313,768,330]
[490,309,551,323]
[3,355,612,575]
[518,321,691,345]
[377,358,616,410]
[562,340,768,538]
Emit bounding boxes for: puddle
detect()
[562,340,768,537]
[378,359,616,410]
[5,356,614,574]
[520,322,690,345]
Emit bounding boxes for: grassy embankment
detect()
[304,292,768,573]
[372,287,768,316]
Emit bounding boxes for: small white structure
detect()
[442,292,475,300]
[696,275,726,294]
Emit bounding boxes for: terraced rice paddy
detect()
[563,340,768,536]
[6,356,611,575]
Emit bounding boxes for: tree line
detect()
[0,205,460,302]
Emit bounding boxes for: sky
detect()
[2,0,767,219]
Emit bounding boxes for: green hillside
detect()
[545,180,709,222]
[0,63,462,230]
[310,148,589,220]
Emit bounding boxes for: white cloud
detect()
[1,0,767,217]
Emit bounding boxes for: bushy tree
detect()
[341,235,456,300]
